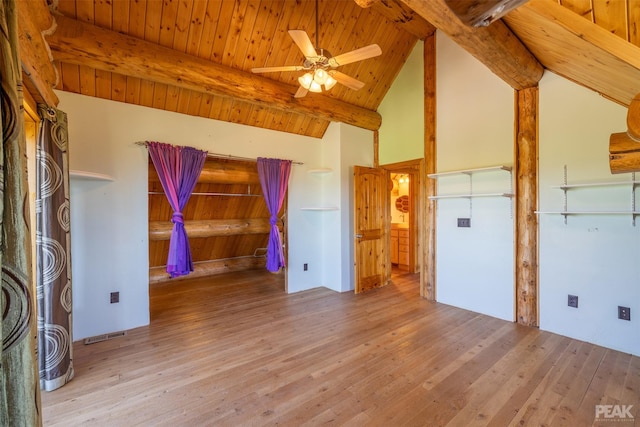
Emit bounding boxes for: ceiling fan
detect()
[251,1,382,98]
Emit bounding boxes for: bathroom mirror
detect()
[395,195,409,213]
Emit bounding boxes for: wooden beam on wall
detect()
[609,93,640,174]
[422,34,437,301]
[514,86,539,327]
[149,218,275,241]
[149,160,261,185]
[609,132,640,174]
[398,0,544,90]
[149,257,266,285]
[46,15,382,132]
[17,0,58,106]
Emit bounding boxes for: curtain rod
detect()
[134,141,303,165]
[148,191,262,197]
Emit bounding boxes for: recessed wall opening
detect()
[147,156,287,314]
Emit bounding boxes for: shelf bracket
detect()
[632,172,636,227]
[509,169,514,219]
[464,171,473,218]
[562,165,568,225]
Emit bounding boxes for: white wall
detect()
[339,124,375,291]
[435,33,515,321]
[58,90,371,340]
[378,41,424,164]
[538,72,638,355]
[380,30,638,355]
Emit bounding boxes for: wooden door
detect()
[354,166,390,293]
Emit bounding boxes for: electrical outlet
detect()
[568,294,578,308]
[110,291,119,304]
[457,218,471,228]
[303,263,308,271]
[618,306,631,321]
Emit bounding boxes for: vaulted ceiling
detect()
[19,0,640,138]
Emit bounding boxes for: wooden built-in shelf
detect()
[70,170,114,181]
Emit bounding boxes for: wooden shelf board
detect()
[536,211,640,215]
[70,170,114,181]
[307,168,332,174]
[428,165,512,179]
[552,181,640,190]
[429,193,514,200]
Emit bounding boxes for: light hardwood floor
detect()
[42,270,639,426]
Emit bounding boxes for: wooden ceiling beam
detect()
[396,0,544,89]
[354,0,436,39]
[504,0,640,106]
[45,15,382,132]
[17,0,58,106]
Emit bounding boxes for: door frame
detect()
[382,159,424,275]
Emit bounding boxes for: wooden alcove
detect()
[148,156,285,285]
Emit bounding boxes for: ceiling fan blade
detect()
[329,71,365,91]
[294,86,309,98]
[251,65,304,73]
[329,44,382,67]
[288,30,318,59]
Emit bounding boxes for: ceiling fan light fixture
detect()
[298,72,313,88]
[314,69,328,85]
[324,75,337,90]
[308,81,323,93]
[298,69,336,93]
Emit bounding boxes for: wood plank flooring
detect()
[41,270,640,426]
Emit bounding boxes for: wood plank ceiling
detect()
[46,0,640,138]
[51,0,421,138]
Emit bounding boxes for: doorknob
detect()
[355,233,363,238]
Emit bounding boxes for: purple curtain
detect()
[147,142,207,278]
[257,157,292,272]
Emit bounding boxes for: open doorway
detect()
[389,172,411,277]
[383,160,423,282]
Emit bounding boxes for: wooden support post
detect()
[514,86,538,327]
[422,34,437,301]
